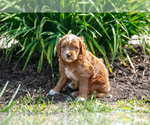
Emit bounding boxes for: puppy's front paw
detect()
[49,89,59,95]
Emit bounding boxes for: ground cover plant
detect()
[0,0,150,75]
[0,0,150,124]
[0,12,149,74]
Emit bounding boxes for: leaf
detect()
[43,34,58,42]
[39,17,46,36]
[106,39,114,55]
[22,41,38,71]
[109,24,118,64]
[109,13,128,34]
[57,25,65,34]
[122,39,137,53]
[15,40,35,70]
[0,81,9,99]
[89,12,110,40]
[123,48,135,71]
[1,84,21,112]
[3,1,16,10]
[117,52,127,67]
[129,0,146,12]
[46,19,67,31]
[47,39,55,81]
[0,23,10,30]
[22,27,35,37]
[47,39,55,65]
[87,39,95,55]
[88,0,100,12]
[38,50,44,72]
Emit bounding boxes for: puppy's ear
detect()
[79,36,86,56]
[56,38,62,56]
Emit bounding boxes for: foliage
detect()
[0,0,150,76]
[0,0,149,12]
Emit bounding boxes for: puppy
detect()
[49,34,110,100]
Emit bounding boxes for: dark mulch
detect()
[0,45,149,105]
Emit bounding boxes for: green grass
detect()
[0,81,149,125]
[0,98,149,125]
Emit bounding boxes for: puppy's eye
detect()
[62,46,66,48]
[75,46,78,49]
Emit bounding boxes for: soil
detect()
[0,45,149,105]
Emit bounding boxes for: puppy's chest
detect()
[65,68,78,81]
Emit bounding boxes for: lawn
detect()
[0,97,149,125]
[0,81,149,125]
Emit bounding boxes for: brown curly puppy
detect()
[49,34,110,101]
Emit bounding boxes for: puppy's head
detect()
[56,34,86,63]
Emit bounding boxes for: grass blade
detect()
[0,81,9,98]
[1,84,21,112]
[1,113,13,125]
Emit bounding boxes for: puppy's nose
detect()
[66,53,71,58]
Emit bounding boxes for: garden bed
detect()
[0,45,149,104]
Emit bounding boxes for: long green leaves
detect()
[0,0,149,74]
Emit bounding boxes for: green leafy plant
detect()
[0,0,149,77]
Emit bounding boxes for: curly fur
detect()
[49,34,110,99]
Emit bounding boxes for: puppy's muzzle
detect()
[66,53,72,58]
